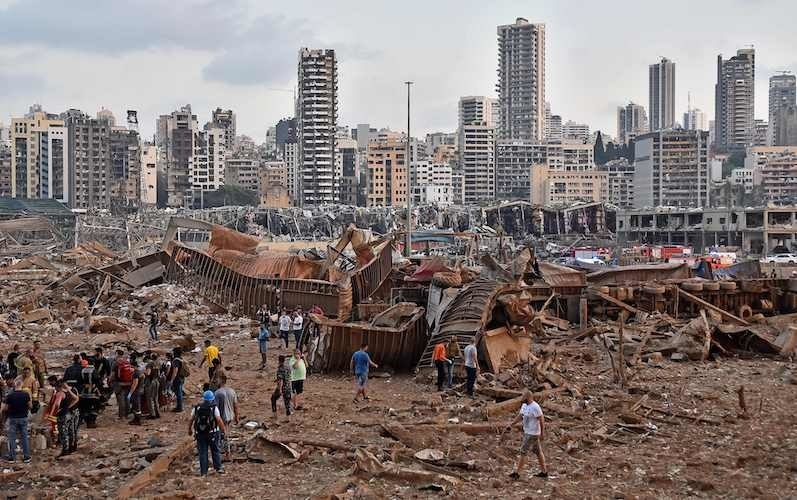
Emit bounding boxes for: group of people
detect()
[431,336,480,395]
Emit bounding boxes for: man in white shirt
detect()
[463,337,479,396]
[278,310,291,349]
[506,389,548,479]
[292,310,304,349]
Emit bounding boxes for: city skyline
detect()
[1,0,796,141]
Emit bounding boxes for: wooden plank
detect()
[116,438,194,499]
[676,288,750,326]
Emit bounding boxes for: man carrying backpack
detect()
[188,390,226,476]
[112,352,135,419]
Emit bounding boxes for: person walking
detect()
[350,344,378,403]
[214,378,238,460]
[256,305,270,370]
[199,340,221,382]
[507,390,548,479]
[2,380,31,463]
[147,306,160,343]
[431,341,451,392]
[56,380,80,458]
[463,337,480,397]
[292,309,304,349]
[270,355,291,421]
[278,310,291,349]
[289,349,307,410]
[189,390,226,476]
[445,336,461,388]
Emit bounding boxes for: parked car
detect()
[760,253,797,264]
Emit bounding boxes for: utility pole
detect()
[405,81,413,258]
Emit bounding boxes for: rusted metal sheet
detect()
[165,244,344,318]
[417,278,505,368]
[308,308,428,372]
[587,263,691,285]
[538,262,586,288]
[350,241,393,303]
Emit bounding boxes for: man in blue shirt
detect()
[350,343,378,403]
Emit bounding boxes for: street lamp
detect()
[405,81,413,258]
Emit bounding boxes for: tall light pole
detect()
[405,81,413,258]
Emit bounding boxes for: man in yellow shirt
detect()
[199,340,221,382]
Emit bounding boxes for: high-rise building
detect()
[545,114,563,143]
[495,141,547,200]
[283,141,300,204]
[366,135,407,207]
[754,119,769,147]
[210,108,236,151]
[156,105,199,208]
[461,121,496,204]
[336,137,359,205]
[617,102,649,144]
[224,157,261,193]
[649,57,676,131]
[683,108,707,131]
[775,105,797,146]
[63,109,112,209]
[598,158,635,208]
[297,48,338,205]
[275,118,297,151]
[562,121,590,143]
[109,127,141,209]
[190,126,226,206]
[459,96,498,129]
[0,144,11,197]
[715,49,755,152]
[497,18,546,141]
[769,73,796,145]
[140,143,157,206]
[633,129,710,208]
[10,111,67,201]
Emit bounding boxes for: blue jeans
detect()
[7,417,30,460]
[447,359,456,387]
[173,378,184,411]
[280,330,290,348]
[293,329,302,348]
[148,324,158,341]
[465,366,477,395]
[196,432,222,475]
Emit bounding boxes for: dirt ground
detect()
[1,306,796,499]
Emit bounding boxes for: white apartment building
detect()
[297,48,338,205]
[189,127,225,204]
[562,121,590,142]
[461,122,496,204]
[730,167,756,194]
[411,160,452,205]
[497,18,546,141]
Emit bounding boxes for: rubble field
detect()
[1,290,794,499]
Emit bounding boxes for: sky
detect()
[1,0,796,142]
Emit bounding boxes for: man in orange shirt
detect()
[432,341,451,392]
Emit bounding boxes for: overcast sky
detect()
[1,0,795,142]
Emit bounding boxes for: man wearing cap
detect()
[189,390,226,476]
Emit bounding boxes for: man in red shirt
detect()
[431,342,451,392]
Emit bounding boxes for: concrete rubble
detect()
[0,211,794,498]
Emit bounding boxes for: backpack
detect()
[193,404,216,435]
[117,360,135,384]
[175,358,190,378]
